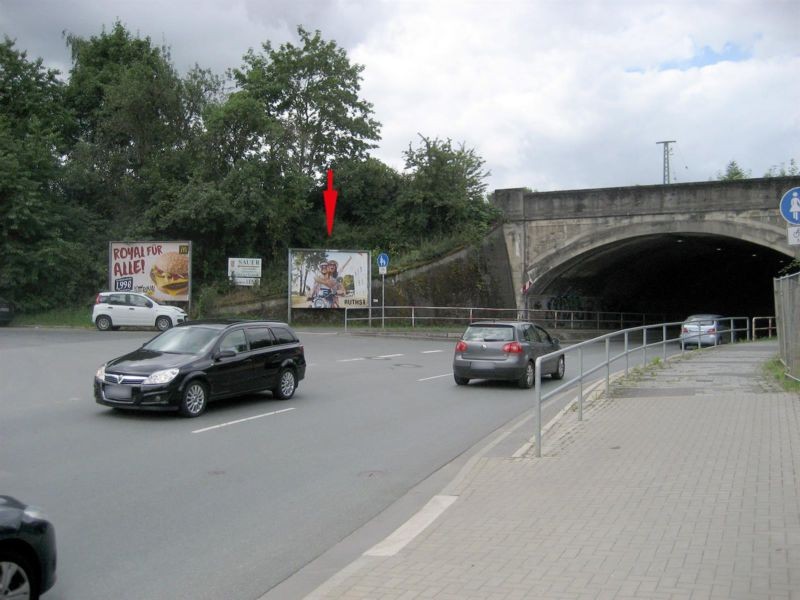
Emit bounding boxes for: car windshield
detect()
[464,326,514,342]
[143,326,219,354]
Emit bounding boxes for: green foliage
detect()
[232,26,381,181]
[717,160,751,180]
[764,158,799,178]
[0,24,496,313]
[0,39,103,310]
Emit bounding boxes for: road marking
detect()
[375,354,404,359]
[192,407,295,434]
[364,495,458,557]
[337,357,365,362]
[421,350,443,354]
[418,373,452,381]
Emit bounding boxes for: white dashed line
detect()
[192,408,296,434]
[418,373,453,382]
[337,357,366,362]
[376,354,404,359]
[421,350,444,354]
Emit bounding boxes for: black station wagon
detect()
[94,320,306,417]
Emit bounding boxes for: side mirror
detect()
[552,338,560,345]
[215,350,236,360]
[146,301,153,308]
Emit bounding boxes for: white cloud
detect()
[1,0,797,191]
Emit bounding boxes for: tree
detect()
[0,38,101,309]
[233,27,381,181]
[717,160,750,180]
[395,135,495,241]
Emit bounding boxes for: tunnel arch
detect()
[524,219,794,319]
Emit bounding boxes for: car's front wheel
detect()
[0,550,38,600]
[273,368,297,400]
[155,316,172,331]
[95,315,112,331]
[518,361,535,389]
[179,380,208,417]
[552,356,565,380]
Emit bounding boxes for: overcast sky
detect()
[2,0,798,192]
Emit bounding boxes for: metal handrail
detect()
[343,305,663,333]
[530,316,752,457]
[752,316,776,339]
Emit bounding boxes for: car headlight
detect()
[143,368,180,385]
[95,365,106,380]
[23,505,48,521]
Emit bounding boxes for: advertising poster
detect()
[290,249,370,309]
[109,241,191,302]
[228,258,262,286]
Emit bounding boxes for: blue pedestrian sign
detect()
[377,253,390,268]
[779,187,800,225]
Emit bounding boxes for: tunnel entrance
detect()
[529,233,794,320]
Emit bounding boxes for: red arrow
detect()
[323,169,338,236]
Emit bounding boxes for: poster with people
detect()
[289,249,370,309]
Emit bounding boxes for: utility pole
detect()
[656,140,676,184]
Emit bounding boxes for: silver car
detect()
[453,321,565,388]
[679,314,731,349]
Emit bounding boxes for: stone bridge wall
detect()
[493,177,800,309]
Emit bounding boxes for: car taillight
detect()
[455,340,468,352]
[682,327,689,333]
[707,327,716,334]
[502,341,523,353]
[95,294,102,304]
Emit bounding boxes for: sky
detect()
[1,0,798,193]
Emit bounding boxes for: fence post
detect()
[605,337,611,395]
[534,358,542,458]
[578,347,584,422]
[642,327,648,365]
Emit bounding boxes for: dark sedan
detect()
[0,496,57,600]
[453,321,565,388]
[94,320,306,417]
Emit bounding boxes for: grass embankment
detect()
[11,306,93,328]
[763,357,800,394]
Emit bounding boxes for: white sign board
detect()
[228,257,262,286]
[788,227,800,246]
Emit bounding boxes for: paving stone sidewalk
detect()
[307,342,800,600]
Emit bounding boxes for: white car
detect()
[92,292,188,331]
[679,314,731,349]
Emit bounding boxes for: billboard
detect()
[109,241,191,302]
[289,249,370,309]
[228,257,262,286]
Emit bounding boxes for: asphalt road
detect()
[0,327,678,600]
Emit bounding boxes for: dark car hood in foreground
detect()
[105,348,199,375]
[0,495,25,526]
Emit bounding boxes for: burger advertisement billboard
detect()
[109,241,191,302]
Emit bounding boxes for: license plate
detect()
[104,384,133,400]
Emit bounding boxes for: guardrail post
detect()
[662,324,667,362]
[344,307,349,333]
[578,348,584,422]
[642,327,648,365]
[412,306,416,328]
[534,357,542,458]
[624,331,629,375]
[605,337,611,395]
